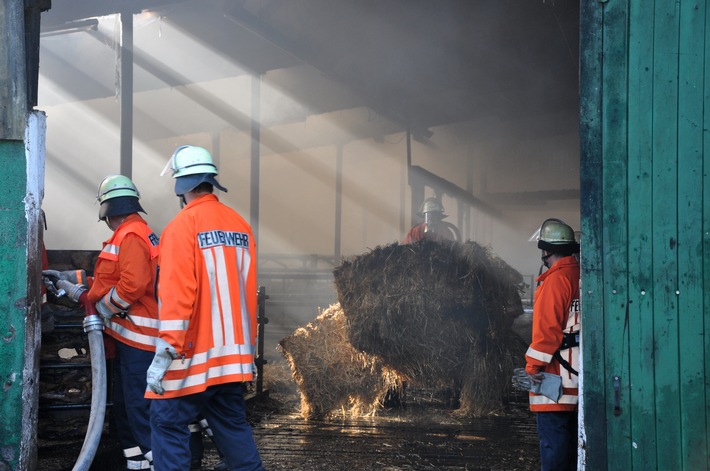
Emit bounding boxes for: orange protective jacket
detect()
[403,222,456,244]
[147,194,257,399]
[87,214,160,351]
[525,255,580,412]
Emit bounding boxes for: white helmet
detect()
[162,145,218,178]
[418,197,447,218]
[537,218,579,254]
[161,145,227,195]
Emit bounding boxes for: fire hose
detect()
[44,275,106,471]
[72,293,106,471]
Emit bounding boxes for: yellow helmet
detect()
[96,175,145,220]
[97,175,140,203]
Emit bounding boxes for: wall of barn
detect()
[38,14,580,289]
[38,8,580,342]
[40,96,579,279]
[580,1,710,470]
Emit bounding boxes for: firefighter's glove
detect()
[56,280,87,303]
[511,367,562,402]
[511,367,544,391]
[95,286,129,320]
[42,269,88,286]
[147,338,177,395]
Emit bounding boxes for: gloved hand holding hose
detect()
[147,338,178,395]
[95,286,129,321]
[42,269,87,286]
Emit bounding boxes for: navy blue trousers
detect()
[151,382,263,471]
[536,411,578,471]
[112,341,154,466]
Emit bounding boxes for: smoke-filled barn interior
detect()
[34,0,580,469]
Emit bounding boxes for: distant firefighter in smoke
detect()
[403,197,461,243]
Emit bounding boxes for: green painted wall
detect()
[0,140,31,470]
[580,1,709,470]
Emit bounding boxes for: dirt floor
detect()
[248,397,541,471]
[37,306,539,470]
[37,375,540,471]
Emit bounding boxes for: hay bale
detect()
[332,239,525,414]
[279,303,402,420]
[457,332,528,416]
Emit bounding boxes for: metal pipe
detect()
[334,145,343,259]
[119,11,133,178]
[255,286,269,396]
[249,74,261,245]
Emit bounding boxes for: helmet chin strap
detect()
[179,195,187,209]
[541,251,554,268]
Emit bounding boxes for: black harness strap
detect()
[555,332,579,376]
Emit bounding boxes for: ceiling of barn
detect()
[40,0,580,145]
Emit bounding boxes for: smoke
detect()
[39,0,580,338]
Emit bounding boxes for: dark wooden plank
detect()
[0,0,27,139]
[626,1,657,469]
[676,2,707,469]
[651,1,682,469]
[705,4,710,465]
[579,0,606,468]
[600,0,632,468]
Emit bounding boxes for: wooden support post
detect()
[0,1,46,468]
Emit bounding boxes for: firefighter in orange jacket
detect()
[146,145,264,471]
[403,197,460,243]
[48,175,160,470]
[525,218,580,471]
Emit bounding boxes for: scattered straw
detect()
[279,303,403,420]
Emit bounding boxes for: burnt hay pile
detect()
[333,239,527,416]
[279,303,404,420]
[280,239,527,419]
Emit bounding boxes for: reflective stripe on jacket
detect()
[147,193,257,399]
[87,214,160,351]
[525,255,580,412]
